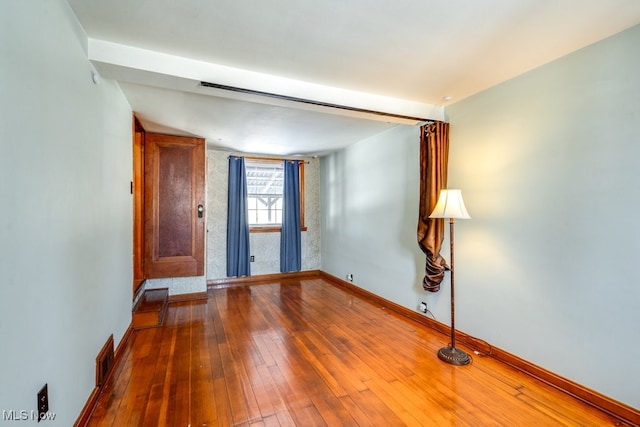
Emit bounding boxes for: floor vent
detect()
[96,335,114,387]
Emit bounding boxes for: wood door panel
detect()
[157,146,192,258]
[144,133,205,278]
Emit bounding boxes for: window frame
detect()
[245,156,306,233]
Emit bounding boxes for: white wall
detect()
[321,25,640,409]
[206,150,321,279]
[0,1,133,424]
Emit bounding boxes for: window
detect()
[245,158,305,232]
[246,159,283,226]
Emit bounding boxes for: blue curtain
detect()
[227,156,251,277]
[280,160,302,272]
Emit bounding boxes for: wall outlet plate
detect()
[37,383,48,422]
[419,302,428,313]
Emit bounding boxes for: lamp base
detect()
[437,346,471,366]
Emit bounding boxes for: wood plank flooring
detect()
[86,277,629,426]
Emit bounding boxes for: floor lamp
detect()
[429,189,471,366]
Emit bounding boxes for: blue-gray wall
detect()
[321,25,640,408]
[0,1,133,424]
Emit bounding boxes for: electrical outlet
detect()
[37,384,48,422]
[346,274,353,282]
[419,302,428,314]
[250,255,255,262]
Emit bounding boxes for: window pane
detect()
[245,160,284,226]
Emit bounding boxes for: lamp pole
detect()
[429,189,471,366]
[448,218,457,351]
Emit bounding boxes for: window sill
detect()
[250,226,308,233]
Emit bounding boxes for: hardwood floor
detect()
[87,277,629,426]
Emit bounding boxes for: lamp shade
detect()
[429,189,471,219]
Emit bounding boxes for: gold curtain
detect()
[417,121,450,292]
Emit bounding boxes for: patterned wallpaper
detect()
[206,150,321,279]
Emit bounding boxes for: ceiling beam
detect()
[87,39,444,125]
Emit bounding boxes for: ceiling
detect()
[67,0,640,157]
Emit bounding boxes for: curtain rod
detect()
[201,81,431,123]
[228,155,310,164]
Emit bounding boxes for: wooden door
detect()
[144,133,205,278]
